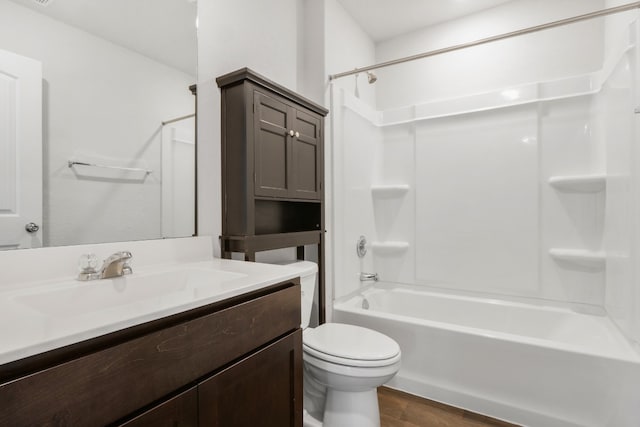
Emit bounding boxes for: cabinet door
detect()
[290,108,322,200]
[199,330,303,427]
[119,387,197,427]
[254,91,292,198]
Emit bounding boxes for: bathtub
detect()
[333,284,640,427]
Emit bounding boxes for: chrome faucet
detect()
[77,251,133,281]
[359,272,379,282]
[100,251,133,279]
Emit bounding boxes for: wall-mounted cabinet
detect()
[217,68,328,322]
[254,91,322,200]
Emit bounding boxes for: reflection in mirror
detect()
[0,0,197,250]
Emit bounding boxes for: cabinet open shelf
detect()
[371,241,410,255]
[371,184,410,198]
[254,200,321,235]
[548,174,606,192]
[549,248,606,269]
[222,231,322,254]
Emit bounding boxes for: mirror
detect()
[0,0,197,250]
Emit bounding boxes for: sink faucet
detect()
[360,272,378,282]
[77,251,133,281]
[100,251,133,279]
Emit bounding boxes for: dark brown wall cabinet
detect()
[217,68,329,323]
[254,91,322,200]
[0,281,302,427]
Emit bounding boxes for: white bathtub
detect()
[333,284,640,427]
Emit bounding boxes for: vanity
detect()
[0,239,303,426]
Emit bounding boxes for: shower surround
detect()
[330,14,640,427]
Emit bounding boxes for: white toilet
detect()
[281,261,401,427]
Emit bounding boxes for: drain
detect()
[362,298,370,310]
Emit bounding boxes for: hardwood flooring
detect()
[378,387,519,427]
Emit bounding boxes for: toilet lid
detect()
[303,323,400,361]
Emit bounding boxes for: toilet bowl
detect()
[278,261,401,427]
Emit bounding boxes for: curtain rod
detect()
[329,1,640,80]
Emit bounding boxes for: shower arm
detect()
[329,1,640,81]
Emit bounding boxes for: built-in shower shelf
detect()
[371,184,410,198]
[548,174,606,192]
[549,248,606,269]
[372,241,410,255]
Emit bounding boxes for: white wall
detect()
[541,96,606,306]
[298,0,325,106]
[601,3,640,347]
[373,123,415,286]
[604,0,639,54]
[336,89,610,306]
[196,0,364,325]
[323,0,377,306]
[196,0,301,257]
[324,0,377,108]
[195,0,378,310]
[414,105,540,298]
[0,1,195,247]
[332,94,382,299]
[375,0,604,110]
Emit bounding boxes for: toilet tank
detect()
[276,260,317,328]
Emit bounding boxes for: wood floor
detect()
[378,387,519,427]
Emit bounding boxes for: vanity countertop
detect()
[0,258,301,365]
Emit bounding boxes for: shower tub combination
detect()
[333,283,640,427]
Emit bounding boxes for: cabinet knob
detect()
[289,130,295,137]
[295,131,300,138]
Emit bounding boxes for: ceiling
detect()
[8,0,517,73]
[8,0,197,76]
[337,0,517,42]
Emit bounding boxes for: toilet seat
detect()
[303,323,401,368]
[303,348,402,380]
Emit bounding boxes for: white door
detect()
[0,49,42,250]
[161,121,195,238]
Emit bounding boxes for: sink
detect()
[16,268,247,317]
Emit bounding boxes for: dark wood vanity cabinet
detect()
[199,331,302,426]
[120,387,199,427]
[0,281,302,427]
[217,68,328,323]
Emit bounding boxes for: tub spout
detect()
[360,272,378,282]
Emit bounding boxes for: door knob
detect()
[25,222,40,233]
[295,131,300,138]
[289,130,295,137]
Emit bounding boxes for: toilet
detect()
[280,261,401,427]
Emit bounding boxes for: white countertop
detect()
[0,258,300,365]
